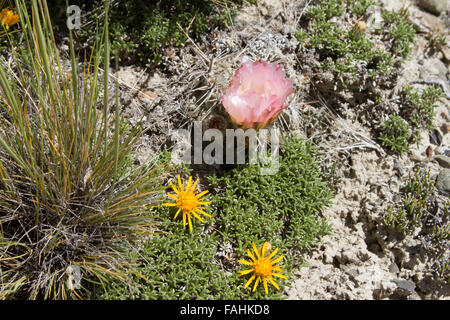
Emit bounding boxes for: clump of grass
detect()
[378,115,411,155]
[0,0,169,299]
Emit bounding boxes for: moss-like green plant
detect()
[348,0,376,18]
[94,222,245,300]
[378,115,411,154]
[297,0,395,90]
[93,137,332,300]
[379,85,444,154]
[381,8,416,58]
[209,137,332,254]
[400,84,444,143]
[49,0,256,65]
[383,169,449,281]
[384,167,435,232]
[427,31,446,52]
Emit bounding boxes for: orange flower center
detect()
[254,258,272,277]
[176,191,198,213]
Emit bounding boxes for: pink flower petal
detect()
[222,60,293,129]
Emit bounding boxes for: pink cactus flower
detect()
[221,60,294,129]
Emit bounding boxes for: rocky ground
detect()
[109,0,449,299]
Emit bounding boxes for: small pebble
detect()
[436,168,450,196]
[393,279,416,294]
[430,129,443,146]
[426,145,433,159]
[356,21,366,31]
[434,155,450,168]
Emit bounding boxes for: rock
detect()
[343,267,360,280]
[426,145,433,159]
[407,292,423,300]
[418,0,449,15]
[366,6,384,30]
[356,21,366,31]
[410,149,426,162]
[430,129,443,145]
[436,168,450,196]
[433,155,450,168]
[389,262,400,274]
[410,7,446,33]
[416,275,438,294]
[442,46,450,62]
[393,279,416,296]
[420,58,448,78]
[336,249,359,265]
[259,0,283,17]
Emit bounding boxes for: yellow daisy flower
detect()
[162,175,211,232]
[0,8,19,30]
[238,242,288,294]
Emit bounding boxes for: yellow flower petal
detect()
[169,180,179,194]
[197,209,211,217]
[263,277,268,294]
[244,274,255,289]
[191,211,204,223]
[271,272,288,279]
[261,242,268,258]
[267,247,279,260]
[173,208,182,220]
[268,276,280,291]
[195,190,209,198]
[252,243,260,259]
[272,265,284,272]
[177,175,183,191]
[167,193,178,201]
[270,254,284,265]
[186,176,193,190]
[245,248,256,262]
[252,276,260,292]
[188,216,193,233]
[237,259,254,266]
[239,268,255,276]
[162,203,177,207]
[192,179,199,191]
